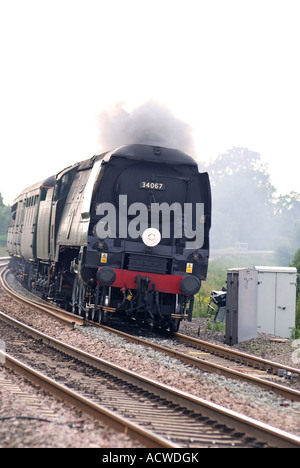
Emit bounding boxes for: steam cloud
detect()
[98,100,196,156]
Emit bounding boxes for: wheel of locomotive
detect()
[71,275,80,315]
[71,276,88,318]
[94,285,111,325]
[96,307,108,325]
[170,317,180,333]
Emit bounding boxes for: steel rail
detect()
[0,349,177,449]
[0,257,11,263]
[175,332,300,377]
[2,262,300,402]
[0,267,84,328]
[95,324,300,402]
[0,310,299,448]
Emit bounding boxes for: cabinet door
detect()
[275,273,296,338]
[257,272,276,334]
[237,269,258,341]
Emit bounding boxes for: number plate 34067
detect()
[139,181,165,190]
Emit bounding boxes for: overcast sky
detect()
[0,0,299,204]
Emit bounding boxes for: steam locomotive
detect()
[7,144,211,332]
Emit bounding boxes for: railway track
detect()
[1,310,299,448]
[92,323,300,401]
[2,264,300,400]
[1,261,300,447]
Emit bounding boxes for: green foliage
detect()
[290,248,300,338]
[194,250,300,338]
[0,193,10,251]
[294,296,300,339]
[193,251,276,317]
[290,247,300,295]
[0,235,7,247]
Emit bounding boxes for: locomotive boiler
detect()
[7,144,211,332]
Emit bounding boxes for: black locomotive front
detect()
[77,145,211,331]
[7,144,211,333]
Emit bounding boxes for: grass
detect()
[194,252,277,315]
[0,246,8,257]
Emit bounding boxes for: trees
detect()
[290,248,300,337]
[207,147,276,250]
[291,248,300,296]
[273,193,300,263]
[0,194,10,250]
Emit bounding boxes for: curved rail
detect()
[95,324,300,402]
[2,263,300,402]
[0,349,176,449]
[0,310,299,448]
[175,332,300,377]
[0,266,83,328]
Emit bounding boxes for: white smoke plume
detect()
[97,100,196,156]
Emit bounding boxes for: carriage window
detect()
[40,187,48,201]
[11,202,18,221]
[54,172,72,200]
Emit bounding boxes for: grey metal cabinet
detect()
[255,266,297,338]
